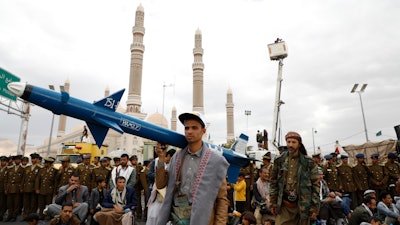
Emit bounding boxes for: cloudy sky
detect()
[1,0,399,156]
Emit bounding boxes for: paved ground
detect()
[2,215,147,225]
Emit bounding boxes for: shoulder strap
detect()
[174,150,188,194]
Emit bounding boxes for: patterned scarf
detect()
[111,187,127,207]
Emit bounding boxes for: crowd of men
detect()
[315,151,400,207]
[0,152,153,223]
[232,148,400,225]
[1,122,399,225]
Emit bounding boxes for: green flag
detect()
[376,131,382,136]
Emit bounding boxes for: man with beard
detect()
[270,132,320,225]
[49,202,81,225]
[47,174,89,221]
[110,154,136,190]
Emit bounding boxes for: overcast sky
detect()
[1,0,399,156]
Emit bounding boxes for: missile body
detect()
[8,82,250,182]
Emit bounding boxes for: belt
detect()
[283,200,297,208]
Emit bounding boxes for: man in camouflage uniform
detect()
[353,153,369,209]
[4,155,25,222]
[337,154,357,209]
[368,153,388,198]
[270,132,320,225]
[22,153,43,218]
[0,156,8,221]
[76,154,94,191]
[35,157,58,220]
[323,154,340,192]
[385,152,400,197]
[56,156,76,191]
[91,157,111,190]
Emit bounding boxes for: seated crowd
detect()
[2,135,400,225]
[228,150,400,225]
[44,174,137,225]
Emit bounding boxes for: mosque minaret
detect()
[171,106,177,131]
[226,87,235,142]
[192,28,205,114]
[126,4,146,120]
[104,86,110,97]
[34,5,226,158]
[57,79,70,138]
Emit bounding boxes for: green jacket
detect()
[270,151,320,219]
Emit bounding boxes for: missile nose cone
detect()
[7,82,26,97]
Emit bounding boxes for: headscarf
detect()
[285,131,308,155]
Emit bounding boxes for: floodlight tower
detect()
[268,39,288,148]
[351,83,369,142]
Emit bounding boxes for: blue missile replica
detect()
[8,82,252,182]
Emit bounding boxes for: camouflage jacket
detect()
[270,151,320,219]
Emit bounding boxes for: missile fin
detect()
[230,134,248,155]
[93,89,125,112]
[227,164,241,183]
[86,122,109,148]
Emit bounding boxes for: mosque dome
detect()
[146,112,168,128]
[116,105,125,113]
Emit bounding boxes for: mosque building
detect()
[35,4,235,162]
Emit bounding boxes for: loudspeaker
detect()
[395,125,400,140]
[395,125,400,156]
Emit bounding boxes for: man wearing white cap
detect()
[155,112,229,225]
[364,190,377,199]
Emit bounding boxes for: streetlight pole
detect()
[245,110,251,135]
[312,128,317,154]
[351,84,369,142]
[47,85,56,156]
[162,82,174,118]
